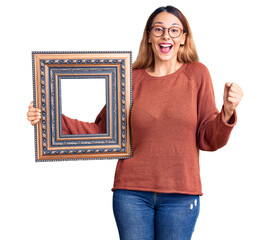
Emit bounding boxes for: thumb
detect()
[29,101,33,108]
[225,82,231,89]
[224,82,231,95]
[224,82,231,101]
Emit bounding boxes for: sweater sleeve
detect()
[62,104,106,135]
[196,66,237,151]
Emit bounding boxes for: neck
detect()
[147,57,183,77]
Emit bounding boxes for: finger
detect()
[232,88,244,98]
[230,83,243,93]
[230,82,241,90]
[28,109,41,115]
[27,115,41,121]
[28,107,41,113]
[28,101,33,108]
[230,86,241,93]
[28,101,41,112]
[227,96,234,103]
[31,119,40,126]
[228,91,240,98]
[27,114,41,121]
[229,87,244,98]
[227,96,240,105]
[27,111,41,117]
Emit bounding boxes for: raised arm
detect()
[196,66,242,151]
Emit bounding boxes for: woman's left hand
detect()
[223,82,244,122]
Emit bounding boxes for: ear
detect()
[180,32,187,46]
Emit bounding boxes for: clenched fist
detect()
[223,82,244,122]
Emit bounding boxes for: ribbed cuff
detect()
[221,105,237,127]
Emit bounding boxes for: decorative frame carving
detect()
[32,51,132,161]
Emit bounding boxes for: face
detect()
[148,12,186,63]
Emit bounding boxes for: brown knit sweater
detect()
[62,61,237,195]
[112,61,237,195]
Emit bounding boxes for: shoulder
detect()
[131,68,145,86]
[132,68,145,78]
[183,61,212,88]
[183,61,210,77]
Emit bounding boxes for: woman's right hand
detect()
[27,101,41,126]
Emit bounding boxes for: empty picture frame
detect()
[32,51,132,161]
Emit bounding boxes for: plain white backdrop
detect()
[61,78,106,122]
[1,0,269,239]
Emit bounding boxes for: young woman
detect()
[27,5,243,240]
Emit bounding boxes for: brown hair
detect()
[133,5,199,70]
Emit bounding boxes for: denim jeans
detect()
[113,189,200,240]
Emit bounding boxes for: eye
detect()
[153,27,163,32]
[170,27,180,33]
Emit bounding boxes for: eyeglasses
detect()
[150,26,184,38]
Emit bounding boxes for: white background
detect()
[1,0,269,239]
[61,78,106,122]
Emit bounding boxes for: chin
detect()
[158,54,177,62]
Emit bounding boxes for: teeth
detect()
[160,44,172,47]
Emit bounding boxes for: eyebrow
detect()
[153,22,180,26]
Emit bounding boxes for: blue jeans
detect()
[113,189,200,240]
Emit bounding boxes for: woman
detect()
[27,5,243,240]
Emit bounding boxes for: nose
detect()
[162,28,170,39]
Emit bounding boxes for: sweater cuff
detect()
[221,105,237,127]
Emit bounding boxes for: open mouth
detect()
[159,43,173,54]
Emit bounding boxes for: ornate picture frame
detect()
[32,51,132,161]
